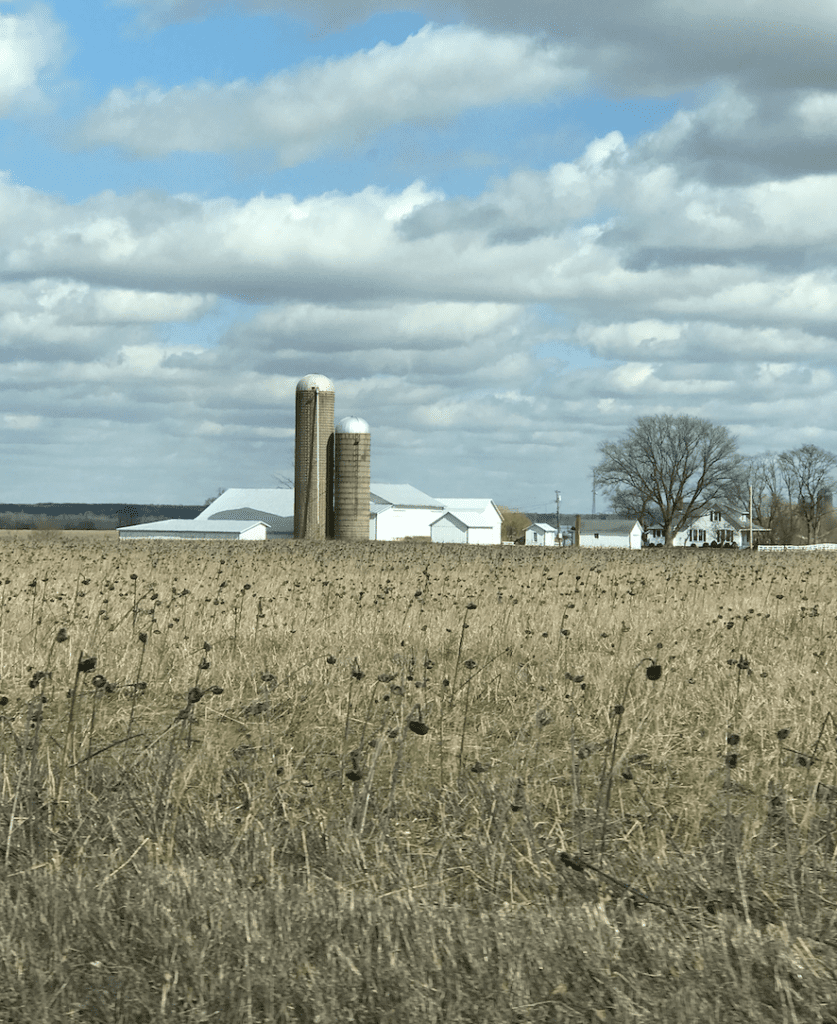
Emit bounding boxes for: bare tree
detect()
[497,506,531,543]
[741,454,795,544]
[776,444,837,544]
[596,414,742,546]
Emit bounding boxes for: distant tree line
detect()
[0,511,160,531]
[0,505,205,531]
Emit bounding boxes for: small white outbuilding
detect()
[525,522,558,546]
[566,518,643,548]
[434,499,502,545]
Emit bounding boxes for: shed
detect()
[525,522,557,546]
[567,518,643,549]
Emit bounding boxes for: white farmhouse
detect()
[645,510,768,547]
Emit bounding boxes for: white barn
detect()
[118,488,294,541]
[369,485,444,541]
[120,484,506,545]
[434,499,502,545]
[197,488,294,539]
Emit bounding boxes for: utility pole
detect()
[592,469,597,515]
[749,484,753,551]
[555,490,561,544]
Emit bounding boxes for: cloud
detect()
[76,25,581,163]
[0,3,65,115]
[116,0,837,94]
[6,81,837,501]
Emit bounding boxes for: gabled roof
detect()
[434,498,500,527]
[196,488,294,520]
[369,484,442,509]
[431,509,488,529]
[528,522,557,533]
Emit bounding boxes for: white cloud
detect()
[0,4,65,115]
[6,75,837,502]
[3,413,42,430]
[117,0,837,93]
[76,25,581,163]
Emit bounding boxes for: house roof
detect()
[369,484,442,509]
[573,518,641,536]
[196,488,294,520]
[528,522,557,533]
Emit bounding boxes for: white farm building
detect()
[118,489,294,541]
[369,487,502,543]
[525,522,558,546]
[120,485,504,544]
[566,518,644,549]
[118,518,269,541]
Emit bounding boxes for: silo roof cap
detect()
[336,416,370,434]
[296,374,335,392]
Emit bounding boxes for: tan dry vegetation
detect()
[0,535,836,1021]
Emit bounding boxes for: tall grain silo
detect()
[294,374,335,539]
[334,416,371,541]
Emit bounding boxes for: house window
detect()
[710,511,722,522]
[594,533,599,539]
[688,529,707,543]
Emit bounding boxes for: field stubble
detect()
[0,533,836,1021]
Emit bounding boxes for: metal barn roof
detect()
[207,507,293,533]
[369,484,442,509]
[435,498,500,528]
[119,519,268,536]
[196,489,295,520]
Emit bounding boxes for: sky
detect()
[1,0,836,516]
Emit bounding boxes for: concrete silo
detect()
[294,374,335,539]
[334,416,371,541]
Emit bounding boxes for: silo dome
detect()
[336,416,370,434]
[296,374,334,393]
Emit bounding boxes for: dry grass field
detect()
[1,532,836,1022]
